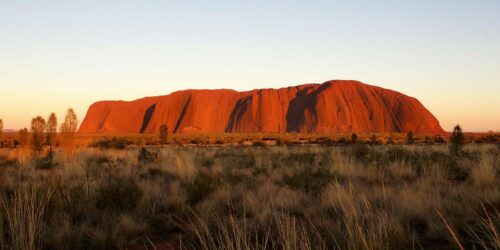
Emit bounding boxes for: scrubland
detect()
[1,131,495,148]
[0,141,499,249]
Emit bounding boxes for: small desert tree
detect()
[406,131,414,145]
[18,128,29,148]
[46,113,57,146]
[449,125,464,156]
[31,116,46,152]
[351,133,358,144]
[160,124,169,144]
[60,108,78,153]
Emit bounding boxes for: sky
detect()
[0,0,499,132]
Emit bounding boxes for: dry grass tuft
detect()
[0,142,498,249]
[1,186,52,250]
[471,152,497,186]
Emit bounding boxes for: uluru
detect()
[78,80,444,134]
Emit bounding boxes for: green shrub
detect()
[215,150,256,169]
[445,160,469,181]
[197,156,214,168]
[35,151,58,170]
[94,177,142,211]
[382,146,414,162]
[184,169,219,205]
[84,155,115,180]
[49,183,88,225]
[137,147,158,165]
[282,153,316,166]
[147,167,164,178]
[139,167,178,183]
[222,168,253,187]
[349,143,371,163]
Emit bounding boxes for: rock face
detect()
[79,80,444,134]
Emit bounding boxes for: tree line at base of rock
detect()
[0,115,468,158]
[349,125,463,156]
[0,109,79,169]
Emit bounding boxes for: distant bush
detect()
[386,136,394,145]
[0,155,18,168]
[474,134,498,143]
[434,136,446,144]
[318,137,335,145]
[0,139,11,148]
[252,140,267,147]
[90,137,132,150]
[337,137,347,144]
[173,139,184,146]
[190,138,201,145]
[423,136,432,144]
[275,136,286,145]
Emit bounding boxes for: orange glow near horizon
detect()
[0,79,498,133]
[0,1,499,132]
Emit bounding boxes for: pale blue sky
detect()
[0,0,499,131]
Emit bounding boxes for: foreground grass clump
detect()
[0,144,498,249]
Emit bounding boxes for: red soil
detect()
[79,80,444,134]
